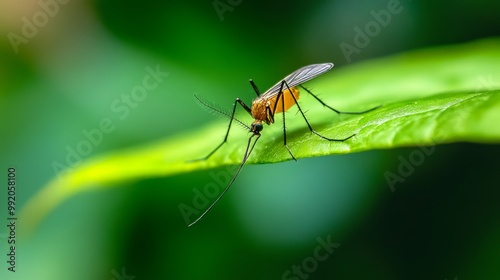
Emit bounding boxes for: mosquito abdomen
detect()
[270,87,300,114]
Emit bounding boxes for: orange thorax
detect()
[251,87,300,125]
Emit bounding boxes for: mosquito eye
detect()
[252,123,263,132]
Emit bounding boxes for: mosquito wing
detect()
[260,63,334,97]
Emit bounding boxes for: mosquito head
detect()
[250,120,263,134]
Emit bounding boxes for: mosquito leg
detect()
[284,82,355,142]
[300,85,381,114]
[249,79,261,97]
[272,81,298,161]
[244,133,261,161]
[190,98,252,162]
[237,98,252,115]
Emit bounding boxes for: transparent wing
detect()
[260,63,334,97]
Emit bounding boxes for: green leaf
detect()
[21,38,500,233]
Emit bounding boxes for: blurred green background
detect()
[1,0,500,279]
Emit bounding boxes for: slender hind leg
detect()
[300,85,381,114]
[283,82,357,142]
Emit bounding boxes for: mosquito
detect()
[188,63,379,226]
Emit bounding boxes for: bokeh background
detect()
[1,0,500,279]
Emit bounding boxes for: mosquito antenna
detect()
[188,133,261,227]
[194,94,250,130]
